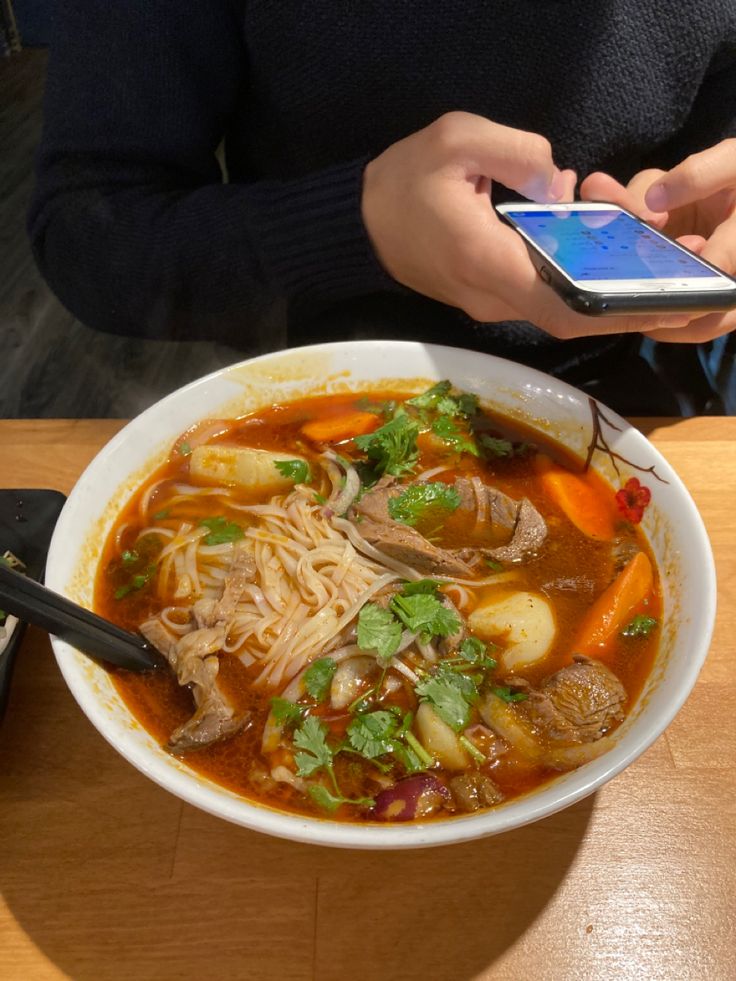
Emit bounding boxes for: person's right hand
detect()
[361,112,691,339]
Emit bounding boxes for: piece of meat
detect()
[526,655,626,744]
[484,497,547,564]
[449,773,505,812]
[351,480,476,577]
[140,619,249,753]
[352,475,546,574]
[194,546,256,629]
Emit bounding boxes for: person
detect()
[28,1,736,415]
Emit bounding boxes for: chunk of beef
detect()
[195,546,256,628]
[526,655,626,743]
[351,473,547,574]
[449,773,505,812]
[351,478,476,577]
[454,481,547,564]
[140,619,249,753]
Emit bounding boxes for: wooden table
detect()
[1,419,734,981]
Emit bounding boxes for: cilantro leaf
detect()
[400,578,441,596]
[308,784,374,812]
[387,482,461,527]
[407,380,452,409]
[492,686,529,703]
[621,614,658,638]
[121,549,139,566]
[199,516,245,546]
[431,416,479,456]
[293,716,334,778]
[458,636,498,670]
[114,563,157,600]
[415,664,478,731]
[390,593,461,641]
[356,603,403,659]
[456,392,480,417]
[347,710,399,759]
[353,411,420,478]
[274,459,312,483]
[479,434,514,458]
[178,441,192,457]
[270,697,305,727]
[484,557,504,572]
[304,657,337,701]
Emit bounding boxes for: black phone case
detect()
[0,489,67,721]
[497,207,736,316]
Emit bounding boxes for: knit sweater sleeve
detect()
[28,1,391,342]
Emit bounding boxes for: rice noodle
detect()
[147,482,402,690]
[416,465,451,482]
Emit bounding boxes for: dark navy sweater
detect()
[29,2,736,412]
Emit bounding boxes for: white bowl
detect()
[46,341,716,849]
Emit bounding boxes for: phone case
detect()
[0,490,67,721]
[497,206,736,316]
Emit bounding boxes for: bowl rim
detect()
[46,339,717,849]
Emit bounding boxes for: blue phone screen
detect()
[505,209,714,281]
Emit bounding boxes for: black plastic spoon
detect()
[0,562,160,672]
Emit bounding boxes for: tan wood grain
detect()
[1,419,734,981]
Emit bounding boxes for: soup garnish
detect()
[95,382,660,822]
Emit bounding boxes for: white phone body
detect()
[495,201,736,315]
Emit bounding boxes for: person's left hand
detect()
[580,139,736,342]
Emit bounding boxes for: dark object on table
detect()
[0,490,65,719]
[0,560,160,674]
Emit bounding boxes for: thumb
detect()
[645,139,736,211]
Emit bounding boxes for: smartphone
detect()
[495,201,736,315]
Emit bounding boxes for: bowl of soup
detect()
[45,341,716,848]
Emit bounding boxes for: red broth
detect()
[95,390,660,821]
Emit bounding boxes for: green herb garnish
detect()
[178,441,192,457]
[199,516,245,546]
[356,603,403,660]
[621,614,658,638]
[293,716,335,778]
[114,563,157,600]
[303,657,337,701]
[353,410,420,478]
[415,663,479,731]
[270,697,305,728]
[478,435,514,458]
[121,549,139,566]
[387,481,461,527]
[153,509,170,520]
[484,557,504,572]
[308,784,374,812]
[431,416,479,456]
[390,592,461,641]
[347,710,399,759]
[400,578,442,596]
[458,636,497,670]
[492,686,529,703]
[274,459,312,484]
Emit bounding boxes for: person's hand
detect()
[580,139,736,342]
[362,112,692,339]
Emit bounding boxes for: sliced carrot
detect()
[539,465,617,541]
[573,551,654,658]
[301,411,379,443]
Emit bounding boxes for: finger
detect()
[645,138,736,211]
[433,112,565,203]
[557,168,578,202]
[699,212,736,275]
[643,308,736,344]
[580,171,667,226]
[676,234,708,254]
[458,221,693,339]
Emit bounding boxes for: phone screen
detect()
[504,208,716,282]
